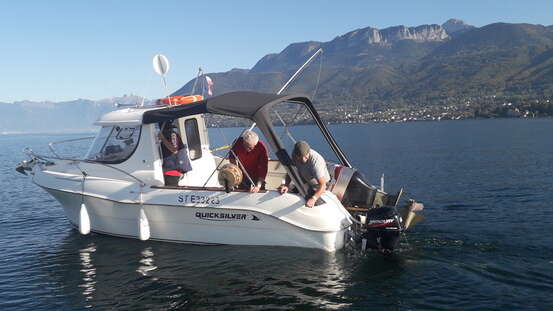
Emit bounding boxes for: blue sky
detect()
[1,0,552,102]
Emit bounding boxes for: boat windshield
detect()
[268,100,340,165]
[85,125,141,163]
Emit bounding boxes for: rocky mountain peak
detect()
[336,24,449,44]
[442,18,475,35]
[238,23,452,73]
[380,24,449,42]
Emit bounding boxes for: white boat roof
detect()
[94,106,161,126]
[95,92,295,126]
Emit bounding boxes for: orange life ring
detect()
[156,95,204,106]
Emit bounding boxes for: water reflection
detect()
[308,252,352,310]
[136,247,157,277]
[78,243,97,305]
[45,232,364,310]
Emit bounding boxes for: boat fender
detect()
[79,203,91,235]
[139,208,150,241]
[218,163,243,192]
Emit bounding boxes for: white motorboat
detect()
[16,54,424,253]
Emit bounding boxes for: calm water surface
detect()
[1,119,552,310]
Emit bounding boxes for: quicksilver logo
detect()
[195,212,249,221]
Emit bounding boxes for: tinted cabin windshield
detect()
[86,125,141,163]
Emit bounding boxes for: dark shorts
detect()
[164,174,180,186]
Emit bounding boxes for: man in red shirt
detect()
[229,130,269,193]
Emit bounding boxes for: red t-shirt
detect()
[230,137,269,183]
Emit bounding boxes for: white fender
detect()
[79,203,91,235]
[139,208,150,241]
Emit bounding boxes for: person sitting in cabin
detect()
[229,130,269,193]
[159,121,192,186]
[278,141,330,208]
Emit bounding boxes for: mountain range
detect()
[4,19,553,133]
[174,19,553,110]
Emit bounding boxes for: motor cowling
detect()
[359,206,403,252]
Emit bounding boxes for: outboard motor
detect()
[358,206,403,253]
[335,167,423,253]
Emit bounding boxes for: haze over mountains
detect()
[0,95,143,133]
[4,19,553,133]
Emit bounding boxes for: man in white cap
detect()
[279,141,330,207]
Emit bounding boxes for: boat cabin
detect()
[84,91,366,200]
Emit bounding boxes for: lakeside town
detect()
[205,96,553,127]
[320,101,541,124]
[4,94,552,134]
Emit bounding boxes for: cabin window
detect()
[185,118,202,160]
[86,125,141,163]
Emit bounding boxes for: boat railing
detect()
[24,147,147,188]
[48,136,96,158]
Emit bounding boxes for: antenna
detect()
[277,48,323,95]
[247,48,323,131]
[191,67,203,95]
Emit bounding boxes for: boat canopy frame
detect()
[143,91,352,196]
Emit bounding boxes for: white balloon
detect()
[152,54,170,76]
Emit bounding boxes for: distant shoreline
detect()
[1,129,97,136]
[3,116,550,136]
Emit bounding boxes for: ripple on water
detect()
[2,121,553,310]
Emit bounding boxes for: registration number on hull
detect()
[177,194,221,205]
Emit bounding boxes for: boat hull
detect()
[44,187,349,251]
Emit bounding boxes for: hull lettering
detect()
[195,212,260,222]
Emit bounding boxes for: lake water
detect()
[1,119,553,310]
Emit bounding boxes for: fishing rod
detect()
[190,67,203,95]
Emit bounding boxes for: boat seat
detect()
[265,160,287,190]
[327,164,356,201]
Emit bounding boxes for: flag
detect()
[205,76,214,96]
